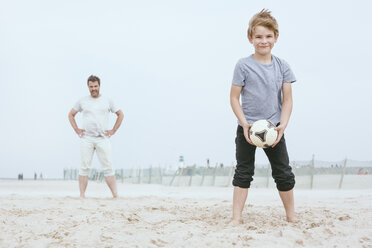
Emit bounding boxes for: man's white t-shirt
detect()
[73,95,119,137]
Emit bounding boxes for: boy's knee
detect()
[233,162,255,189]
[274,174,295,191]
[232,180,251,188]
[232,174,253,188]
[276,181,295,191]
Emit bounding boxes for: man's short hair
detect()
[87,75,100,86]
[248,9,279,39]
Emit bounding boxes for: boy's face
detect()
[248,25,278,56]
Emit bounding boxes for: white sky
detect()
[1,0,371,178]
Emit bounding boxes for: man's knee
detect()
[103,168,114,177]
[79,168,90,176]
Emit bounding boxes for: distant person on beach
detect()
[68,75,124,198]
[229,9,296,224]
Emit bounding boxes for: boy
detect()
[230,9,296,224]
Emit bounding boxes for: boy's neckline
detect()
[251,54,273,66]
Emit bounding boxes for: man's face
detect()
[88,81,100,98]
[248,25,278,56]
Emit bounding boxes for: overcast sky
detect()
[1,0,371,178]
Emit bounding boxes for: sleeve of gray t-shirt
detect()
[109,98,120,113]
[281,59,296,83]
[73,99,82,112]
[232,59,246,86]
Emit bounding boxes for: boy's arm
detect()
[230,84,253,144]
[272,82,293,147]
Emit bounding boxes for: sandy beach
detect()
[0,180,371,247]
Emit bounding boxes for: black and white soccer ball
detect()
[249,120,278,148]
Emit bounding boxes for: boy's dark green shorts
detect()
[232,125,295,191]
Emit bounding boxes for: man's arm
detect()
[68,109,85,137]
[105,110,124,137]
[272,82,293,147]
[230,84,253,144]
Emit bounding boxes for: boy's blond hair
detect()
[248,9,278,38]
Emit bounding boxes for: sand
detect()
[0,180,371,247]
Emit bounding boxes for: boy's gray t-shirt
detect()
[232,54,296,125]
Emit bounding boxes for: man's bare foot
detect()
[228,219,243,226]
[80,194,85,198]
[286,216,297,223]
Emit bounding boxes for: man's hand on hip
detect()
[75,128,85,138]
[105,130,116,138]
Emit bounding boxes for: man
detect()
[68,75,124,198]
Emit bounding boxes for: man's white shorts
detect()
[79,136,115,177]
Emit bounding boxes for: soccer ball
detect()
[249,120,278,148]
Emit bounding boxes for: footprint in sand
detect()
[338,215,351,221]
[246,226,257,231]
[151,239,167,247]
[295,239,304,246]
